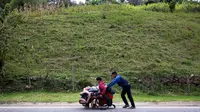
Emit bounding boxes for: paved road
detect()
[0,106,200,112]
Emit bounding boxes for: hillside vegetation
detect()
[0,4,200,93]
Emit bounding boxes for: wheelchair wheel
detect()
[112,104,116,108]
[84,103,89,108]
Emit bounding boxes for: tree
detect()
[169,0,176,13]
[0,20,9,78]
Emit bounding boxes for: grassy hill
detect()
[1,4,200,92]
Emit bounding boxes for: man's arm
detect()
[107,75,120,88]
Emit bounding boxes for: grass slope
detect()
[3,4,200,80]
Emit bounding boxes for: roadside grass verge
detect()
[0,92,200,103]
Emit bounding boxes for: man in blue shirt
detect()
[107,71,136,109]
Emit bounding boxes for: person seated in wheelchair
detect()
[96,77,112,106]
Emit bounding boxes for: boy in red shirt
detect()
[96,77,111,106]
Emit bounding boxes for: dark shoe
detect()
[122,105,129,108]
[128,106,136,109]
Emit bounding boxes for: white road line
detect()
[0,106,200,109]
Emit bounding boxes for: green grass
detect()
[1,4,200,92]
[0,92,79,103]
[3,4,200,76]
[0,92,200,103]
[114,94,200,102]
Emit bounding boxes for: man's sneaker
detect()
[128,106,136,109]
[122,105,129,108]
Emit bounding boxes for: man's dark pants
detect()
[121,85,136,107]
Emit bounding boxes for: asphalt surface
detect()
[1,103,200,112]
[0,106,200,112]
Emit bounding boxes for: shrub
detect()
[6,10,24,27]
[4,3,12,15]
[0,3,12,22]
[0,0,12,9]
[143,2,200,13]
[181,2,200,12]
[0,7,3,23]
[76,79,93,90]
[86,0,102,5]
[144,3,170,12]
